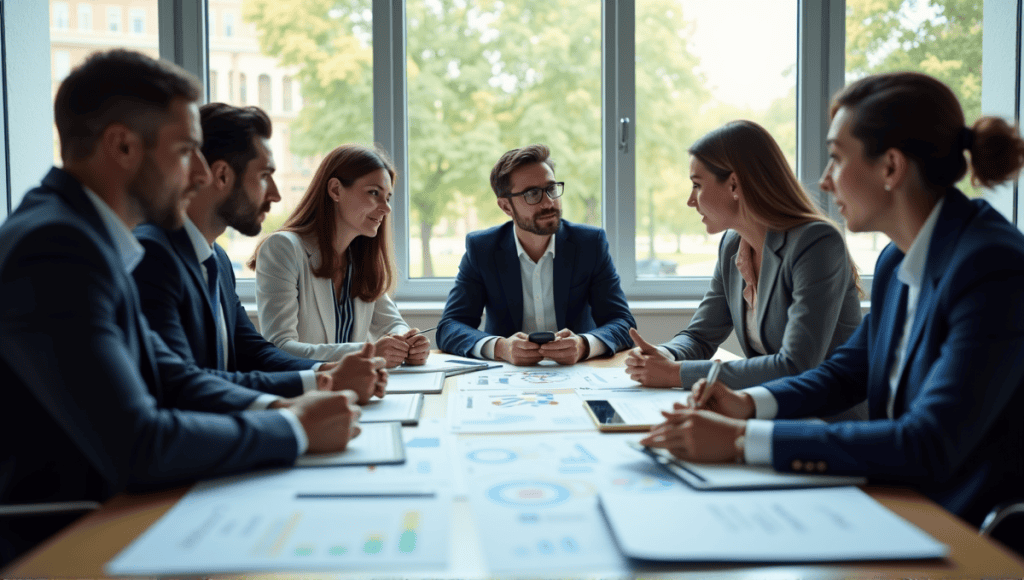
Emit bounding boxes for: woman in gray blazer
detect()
[627,121,862,389]
[250,144,429,368]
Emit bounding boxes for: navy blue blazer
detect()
[760,189,1024,525]
[437,220,635,357]
[0,168,298,516]
[133,224,318,397]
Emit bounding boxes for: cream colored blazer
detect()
[255,231,409,361]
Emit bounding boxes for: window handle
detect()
[619,117,630,152]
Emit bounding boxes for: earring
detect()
[733,195,739,201]
[884,184,891,192]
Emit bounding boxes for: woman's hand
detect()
[374,334,410,368]
[640,408,747,463]
[397,328,430,365]
[686,376,756,419]
[624,328,683,387]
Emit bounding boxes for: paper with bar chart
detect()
[105,486,449,575]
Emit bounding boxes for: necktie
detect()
[202,255,225,370]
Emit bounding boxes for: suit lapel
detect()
[496,229,524,332]
[871,277,907,419]
[553,224,572,329]
[890,192,972,416]
[755,230,785,348]
[302,237,337,342]
[45,168,164,400]
[170,229,219,326]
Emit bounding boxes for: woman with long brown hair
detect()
[641,72,1024,529]
[251,144,428,367]
[627,120,862,389]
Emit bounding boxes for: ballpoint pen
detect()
[693,359,722,409]
[412,326,437,336]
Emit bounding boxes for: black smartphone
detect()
[528,331,556,345]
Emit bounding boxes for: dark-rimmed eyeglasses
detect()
[505,182,564,205]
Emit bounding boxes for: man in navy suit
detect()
[132,103,386,403]
[0,50,365,565]
[436,144,635,365]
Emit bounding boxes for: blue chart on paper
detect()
[467,448,519,464]
[486,481,572,509]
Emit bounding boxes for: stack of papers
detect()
[599,486,948,562]
[389,353,496,376]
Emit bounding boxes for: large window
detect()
[50,1,160,167]
[844,0,983,275]
[208,0,374,279]
[634,0,798,278]
[27,1,1018,302]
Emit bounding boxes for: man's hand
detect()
[375,334,411,368]
[284,389,362,454]
[685,376,755,419]
[539,329,586,365]
[639,408,746,463]
[315,342,387,404]
[495,332,544,366]
[397,328,430,366]
[624,328,682,387]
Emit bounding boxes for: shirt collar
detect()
[898,197,945,288]
[182,217,215,263]
[512,229,556,262]
[81,187,145,273]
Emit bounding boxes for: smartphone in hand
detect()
[528,331,556,345]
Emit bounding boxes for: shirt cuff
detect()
[248,394,280,411]
[278,408,308,456]
[474,336,500,360]
[744,386,779,419]
[581,334,606,360]
[656,345,676,360]
[743,419,774,465]
[299,369,318,392]
[311,362,323,371]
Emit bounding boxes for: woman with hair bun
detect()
[626,120,862,390]
[641,72,1024,527]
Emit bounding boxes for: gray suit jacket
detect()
[662,221,861,388]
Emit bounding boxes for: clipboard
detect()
[295,422,405,467]
[360,393,424,426]
[627,441,866,490]
[386,371,445,394]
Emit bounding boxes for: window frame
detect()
[142,0,1022,303]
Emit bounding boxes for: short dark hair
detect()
[53,49,202,162]
[490,144,555,198]
[199,103,273,178]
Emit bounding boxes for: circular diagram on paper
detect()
[466,448,519,464]
[486,481,572,508]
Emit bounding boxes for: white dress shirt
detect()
[472,229,606,360]
[740,198,945,465]
[182,219,319,395]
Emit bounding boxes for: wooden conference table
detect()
[6,351,1024,579]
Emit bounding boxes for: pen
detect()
[692,359,722,409]
[413,326,437,336]
[445,359,485,365]
[296,492,436,500]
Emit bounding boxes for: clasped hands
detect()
[639,364,757,464]
[495,329,586,366]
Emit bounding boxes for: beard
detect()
[511,204,561,236]
[217,183,270,237]
[126,152,185,230]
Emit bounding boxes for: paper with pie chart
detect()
[447,388,593,433]
[458,433,687,573]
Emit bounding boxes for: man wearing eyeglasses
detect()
[436,144,635,365]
